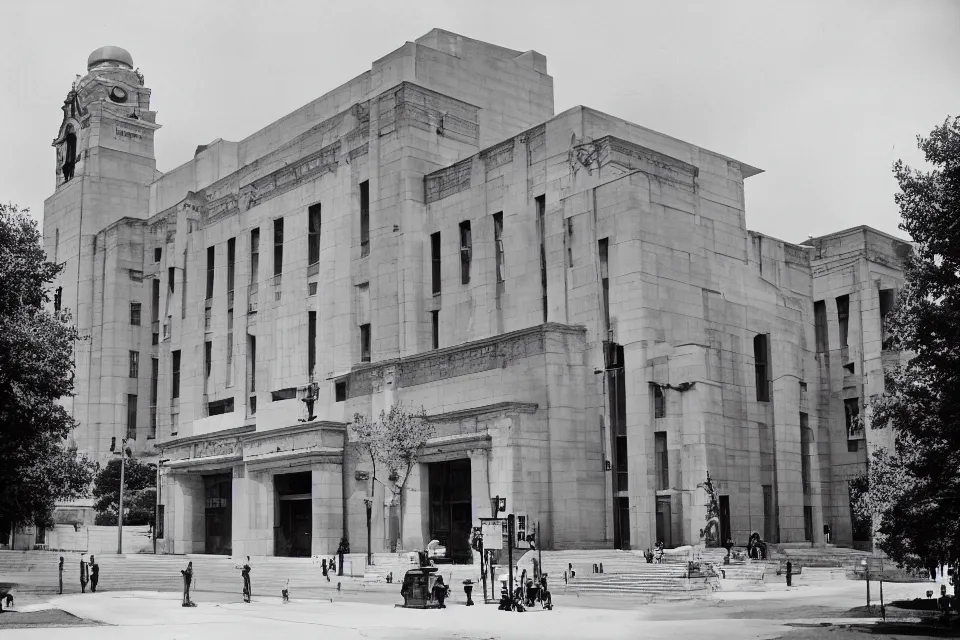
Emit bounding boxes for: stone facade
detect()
[42,30,909,557]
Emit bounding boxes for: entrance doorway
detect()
[719,495,731,544]
[204,473,232,555]
[427,459,472,563]
[655,497,672,547]
[615,497,631,550]
[274,471,312,557]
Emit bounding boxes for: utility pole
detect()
[117,438,127,555]
[507,514,515,608]
[154,457,169,554]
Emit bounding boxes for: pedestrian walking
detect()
[239,557,252,603]
[89,555,99,593]
[181,561,196,607]
[79,554,89,593]
[432,576,448,608]
[58,557,64,595]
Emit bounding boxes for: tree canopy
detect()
[92,458,157,526]
[0,203,95,528]
[859,116,960,571]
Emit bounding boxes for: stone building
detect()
[41,30,910,558]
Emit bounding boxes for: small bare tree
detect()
[352,404,433,552]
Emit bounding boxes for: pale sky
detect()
[2,0,958,243]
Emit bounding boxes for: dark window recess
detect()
[249,396,257,415]
[360,323,371,363]
[879,289,896,349]
[204,341,212,380]
[126,394,138,440]
[150,358,159,405]
[599,238,610,336]
[151,279,160,323]
[335,380,347,402]
[130,302,141,326]
[566,217,574,268]
[459,220,472,285]
[273,217,284,277]
[207,398,235,416]
[248,334,256,393]
[655,431,668,490]
[181,253,187,319]
[754,333,770,402]
[493,212,505,285]
[271,388,297,402]
[836,295,849,348]
[653,383,665,419]
[227,238,236,293]
[843,362,855,375]
[152,332,159,345]
[431,232,441,295]
[615,434,628,492]
[168,267,175,294]
[157,505,165,539]
[359,181,369,257]
[250,228,260,285]
[536,195,547,323]
[308,282,318,296]
[206,246,215,300]
[171,350,181,400]
[800,413,811,494]
[803,506,814,542]
[308,203,322,265]
[847,439,860,453]
[154,247,162,262]
[844,398,860,439]
[814,300,827,353]
[308,311,317,379]
[431,310,439,349]
[129,350,139,378]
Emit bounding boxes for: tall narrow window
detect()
[308,311,317,380]
[181,251,187,319]
[536,195,547,322]
[359,180,370,257]
[844,398,860,439]
[152,278,160,322]
[129,350,139,378]
[814,300,827,352]
[130,302,141,326]
[227,238,236,294]
[154,247,162,263]
[54,228,59,264]
[250,229,260,285]
[126,394,138,440]
[225,310,234,387]
[431,310,439,350]
[273,217,284,277]
[206,246,215,300]
[431,232,441,295]
[800,413,811,494]
[360,324,371,363]
[836,294,849,348]
[654,384,665,419]
[168,267,175,294]
[566,217,573,268]
[308,204,322,266]
[459,220,472,285]
[149,357,158,438]
[247,334,257,415]
[754,333,770,402]
[493,212,505,285]
[204,340,212,384]
[655,431,668,491]
[599,238,610,336]
[171,350,181,400]
[879,288,895,349]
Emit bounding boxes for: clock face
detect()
[109,86,128,103]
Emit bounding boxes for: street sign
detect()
[481,519,504,550]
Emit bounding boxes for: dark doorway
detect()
[719,495,731,544]
[615,497,631,550]
[427,459,472,563]
[274,471,312,557]
[655,497,672,547]
[204,473,232,555]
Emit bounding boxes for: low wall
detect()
[39,525,154,554]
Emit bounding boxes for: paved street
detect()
[0,574,944,640]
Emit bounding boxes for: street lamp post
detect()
[364,497,373,567]
[154,457,169,554]
[117,438,127,555]
[861,559,870,608]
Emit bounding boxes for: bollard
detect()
[599,563,604,574]
[563,571,567,585]
[337,582,341,593]
[463,580,475,606]
[593,563,598,574]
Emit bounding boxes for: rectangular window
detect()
[206,246,215,300]
[459,220,472,285]
[207,398,234,416]
[359,181,370,257]
[308,203,322,266]
[152,279,160,322]
[171,350,181,400]
[126,394,138,440]
[308,311,317,380]
[335,380,347,402]
[171,412,178,436]
[431,231,441,295]
[655,431,668,491]
[181,251,187,319]
[879,289,896,349]
[599,238,610,336]
[360,324,371,363]
[844,398,860,439]
[273,218,284,277]
[152,332,159,345]
[130,302,141,326]
[204,341,212,382]
[566,217,573,268]
[250,228,260,285]
[536,195,547,323]
[154,247,162,263]
[754,333,770,402]
[225,311,234,388]
[168,267,175,294]
[150,358,158,438]
[615,434,628,492]
[654,384,665,419]
[129,350,139,378]
[431,310,439,350]
[803,505,813,542]
[247,333,256,416]
[493,212,505,284]
[800,413,811,494]
[814,300,827,353]
[157,505,165,539]
[836,294,849,348]
[227,238,236,294]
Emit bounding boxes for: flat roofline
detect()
[805,225,912,246]
[747,229,811,251]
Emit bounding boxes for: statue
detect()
[134,68,145,86]
[696,472,722,547]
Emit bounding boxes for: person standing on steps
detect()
[89,555,99,593]
[58,557,64,595]
[79,554,89,593]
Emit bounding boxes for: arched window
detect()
[62,125,77,181]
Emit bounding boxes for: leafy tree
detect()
[352,404,433,551]
[92,458,157,526]
[0,203,96,531]
[861,117,960,576]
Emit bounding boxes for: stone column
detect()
[170,473,204,554]
[312,462,343,556]
[468,448,491,564]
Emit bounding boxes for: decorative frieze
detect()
[379,83,479,144]
[482,138,514,171]
[424,158,472,204]
[607,137,698,189]
[526,124,546,165]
